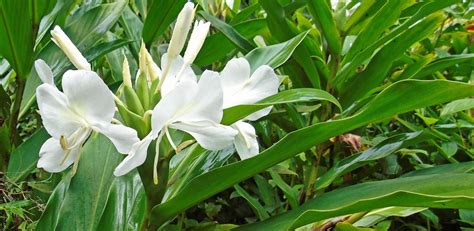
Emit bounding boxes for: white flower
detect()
[35,60,139,173]
[114,71,237,178]
[219,58,279,159]
[51,26,91,71]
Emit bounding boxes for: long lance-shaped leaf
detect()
[306,0,342,56]
[340,13,443,106]
[237,173,474,230]
[0,0,34,78]
[343,0,406,63]
[412,54,474,79]
[142,0,186,46]
[222,88,341,125]
[333,0,459,90]
[150,80,474,226]
[200,11,254,53]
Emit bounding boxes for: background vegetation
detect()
[0,0,474,230]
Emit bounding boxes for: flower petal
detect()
[34,59,54,85]
[220,58,251,108]
[62,70,115,125]
[178,70,223,123]
[151,80,198,135]
[93,123,140,154]
[232,121,259,160]
[114,135,154,176]
[37,138,79,172]
[171,120,237,150]
[160,54,196,96]
[36,84,82,138]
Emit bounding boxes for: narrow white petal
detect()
[37,138,79,173]
[114,135,154,176]
[151,80,198,135]
[171,120,237,151]
[93,123,140,154]
[34,60,54,85]
[183,20,210,65]
[62,70,115,125]
[36,84,82,138]
[178,70,223,123]
[51,26,91,71]
[232,121,259,160]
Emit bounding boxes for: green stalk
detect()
[9,78,25,145]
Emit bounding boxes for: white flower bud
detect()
[183,20,210,65]
[139,42,160,82]
[167,2,195,59]
[50,26,91,71]
[122,55,132,87]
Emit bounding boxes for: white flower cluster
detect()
[35,3,280,179]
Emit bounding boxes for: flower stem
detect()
[9,78,25,146]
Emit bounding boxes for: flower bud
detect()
[167,2,195,59]
[139,42,160,82]
[122,55,132,87]
[50,26,91,71]
[183,20,210,65]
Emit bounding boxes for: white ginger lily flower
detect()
[219,58,279,159]
[114,71,237,180]
[35,59,139,173]
[51,26,91,71]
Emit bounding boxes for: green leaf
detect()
[354,207,426,227]
[142,0,186,46]
[150,80,474,226]
[238,174,474,230]
[37,133,123,230]
[244,32,308,72]
[0,0,34,78]
[314,131,426,191]
[36,175,72,230]
[6,129,49,182]
[340,13,444,106]
[440,98,474,117]
[98,171,146,231]
[412,54,474,79]
[200,11,254,53]
[334,0,459,90]
[343,0,406,63]
[195,19,268,66]
[222,88,340,125]
[234,184,270,221]
[402,162,474,178]
[306,0,342,55]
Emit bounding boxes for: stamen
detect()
[165,126,177,151]
[60,135,69,150]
